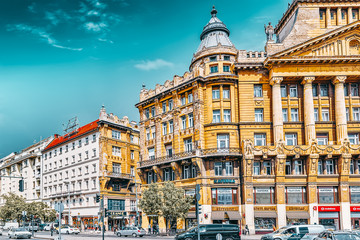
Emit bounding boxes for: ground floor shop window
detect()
[319,212,339,230]
[318,187,338,204]
[351,187,360,203]
[286,187,306,204]
[185,218,197,230]
[254,187,275,204]
[254,218,276,231]
[287,218,308,225]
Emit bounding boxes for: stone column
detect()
[270,77,284,144]
[302,77,316,145]
[348,8,353,24]
[326,8,331,27]
[332,76,348,144]
[307,154,319,225]
[338,153,352,230]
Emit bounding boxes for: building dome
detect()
[195,6,235,54]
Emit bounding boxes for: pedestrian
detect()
[245,225,249,235]
[272,224,276,232]
[148,223,151,234]
[50,225,54,236]
[114,226,117,234]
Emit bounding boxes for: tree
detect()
[0,193,27,222]
[160,182,192,234]
[26,202,56,222]
[139,182,192,234]
[139,183,162,223]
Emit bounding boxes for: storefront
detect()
[211,207,241,225]
[254,206,277,234]
[351,206,360,229]
[286,206,309,225]
[108,212,128,231]
[185,212,196,230]
[318,206,340,230]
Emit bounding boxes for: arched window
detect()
[349,39,360,55]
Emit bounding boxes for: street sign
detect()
[195,184,201,202]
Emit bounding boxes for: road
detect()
[0,231,261,240]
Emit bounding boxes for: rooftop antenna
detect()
[63,116,79,134]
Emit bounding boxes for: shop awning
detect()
[254,211,277,218]
[212,211,225,220]
[187,212,196,219]
[286,212,310,219]
[226,211,241,220]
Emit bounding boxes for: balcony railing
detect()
[139,150,196,168]
[105,172,134,180]
[201,148,242,157]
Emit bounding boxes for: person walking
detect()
[245,225,249,235]
[50,225,54,236]
[148,224,151,235]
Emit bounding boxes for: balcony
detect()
[35,174,41,179]
[35,186,41,192]
[35,161,41,168]
[105,172,133,180]
[201,148,242,157]
[139,150,197,168]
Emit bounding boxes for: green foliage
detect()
[139,182,192,233]
[0,193,56,222]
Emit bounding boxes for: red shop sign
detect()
[318,206,340,212]
[351,206,360,212]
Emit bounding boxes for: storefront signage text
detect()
[286,206,309,211]
[351,206,360,212]
[214,179,235,184]
[254,206,277,211]
[212,206,239,211]
[318,206,340,212]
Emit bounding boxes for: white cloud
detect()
[134,59,174,71]
[7,24,83,51]
[84,22,108,32]
[45,10,71,26]
[98,38,114,44]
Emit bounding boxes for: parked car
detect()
[38,224,46,231]
[57,226,80,234]
[261,225,325,240]
[175,224,241,240]
[8,227,32,239]
[24,223,38,232]
[315,230,360,240]
[45,223,58,231]
[3,222,19,230]
[116,227,147,237]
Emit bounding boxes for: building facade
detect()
[42,107,140,230]
[136,1,360,234]
[0,137,53,205]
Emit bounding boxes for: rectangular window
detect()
[255,109,264,122]
[213,110,221,123]
[224,56,230,61]
[169,120,173,133]
[112,130,121,140]
[345,83,349,96]
[282,108,288,122]
[325,160,335,174]
[318,187,338,204]
[162,102,167,113]
[108,199,125,211]
[212,188,237,205]
[181,95,186,106]
[253,162,260,175]
[168,99,173,110]
[212,88,220,99]
[281,85,287,98]
[351,83,359,96]
[286,160,291,175]
[254,133,266,146]
[320,84,329,97]
[351,160,355,174]
[223,65,230,72]
[210,56,217,62]
[151,106,156,117]
[314,108,319,121]
[184,138,193,152]
[313,84,318,96]
[254,187,275,204]
[225,162,233,176]
[182,165,190,179]
[210,65,218,73]
[289,85,298,97]
[181,116,187,129]
[349,133,359,144]
[130,150,134,160]
[223,109,231,122]
[165,144,173,157]
[112,146,121,157]
[188,93,193,103]
[291,108,299,121]
[350,187,360,203]
[217,134,229,149]
[353,107,360,121]
[286,187,306,204]
[285,133,297,146]
[264,161,271,175]
[346,108,350,121]
[322,108,330,121]
[146,128,150,140]
[318,160,323,174]
[223,87,230,99]
[162,122,167,135]
[145,108,150,119]
[317,133,328,145]
[151,126,156,139]
[214,162,222,176]
[254,85,263,98]
[294,160,303,175]
[112,163,121,174]
[130,135,134,143]
[148,148,155,160]
[78,140,82,147]
[188,113,194,128]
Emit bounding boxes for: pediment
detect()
[271,21,360,58]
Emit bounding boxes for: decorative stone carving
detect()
[269,76,283,86]
[332,75,347,84]
[264,22,275,42]
[301,76,315,85]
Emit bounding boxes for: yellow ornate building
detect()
[136,1,360,234]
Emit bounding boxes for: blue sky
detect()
[0,0,290,158]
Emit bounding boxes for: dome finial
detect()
[211,5,217,17]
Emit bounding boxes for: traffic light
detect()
[198,205,202,215]
[104,208,109,217]
[19,179,24,192]
[95,193,100,203]
[195,184,201,202]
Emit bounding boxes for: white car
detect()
[8,227,32,239]
[59,226,80,234]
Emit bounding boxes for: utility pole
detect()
[195,184,201,240]
[101,195,105,240]
[135,176,139,227]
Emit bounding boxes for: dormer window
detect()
[210,56,217,62]
[224,56,230,61]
